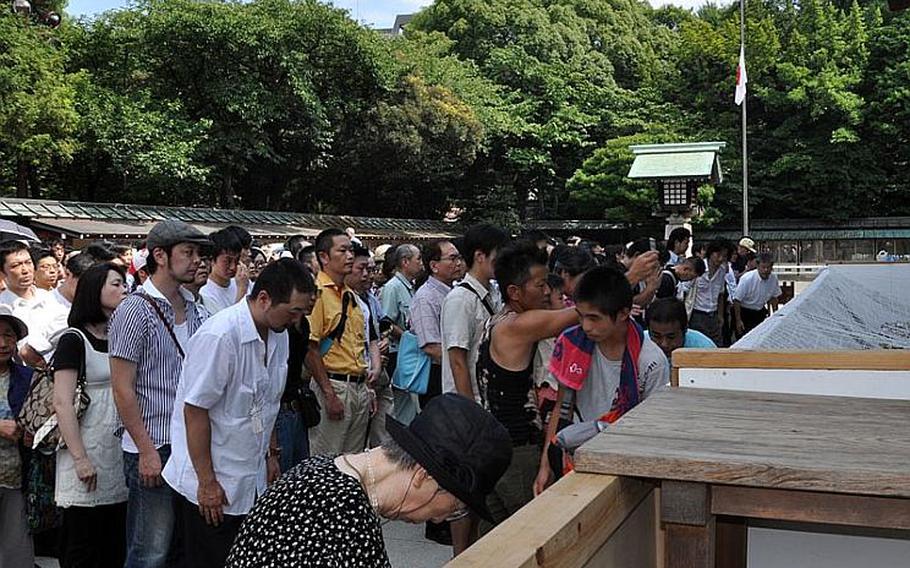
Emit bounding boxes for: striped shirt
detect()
[109,279,207,452]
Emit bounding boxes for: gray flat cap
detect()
[146,219,211,251]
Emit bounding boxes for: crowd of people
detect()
[0,221,783,567]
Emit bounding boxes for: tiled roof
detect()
[0,197,457,240]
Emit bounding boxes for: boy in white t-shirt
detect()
[199,229,247,314]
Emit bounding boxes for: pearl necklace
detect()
[365,450,379,511]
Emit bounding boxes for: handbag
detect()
[297,386,321,428]
[391,331,430,394]
[17,328,90,451]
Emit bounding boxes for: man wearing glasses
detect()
[408,240,465,546]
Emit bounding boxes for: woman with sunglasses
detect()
[225,394,512,568]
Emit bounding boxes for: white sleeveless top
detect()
[55,328,128,507]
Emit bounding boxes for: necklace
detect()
[365,450,379,511]
[342,452,379,512]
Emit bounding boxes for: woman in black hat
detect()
[225,393,512,568]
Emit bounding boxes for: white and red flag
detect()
[735,44,747,105]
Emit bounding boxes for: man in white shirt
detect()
[0,240,57,367]
[441,224,508,404]
[733,253,782,337]
[199,229,247,314]
[163,258,315,568]
[688,239,730,346]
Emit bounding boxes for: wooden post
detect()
[661,481,715,568]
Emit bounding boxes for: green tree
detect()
[0,14,80,198]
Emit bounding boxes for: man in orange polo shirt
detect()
[305,229,371,455]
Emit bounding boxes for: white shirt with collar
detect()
[163,300,288,516]
[0,287,59,357]
[693,261,728,313]
[440,272,501,403]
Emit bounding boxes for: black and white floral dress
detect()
[225,455,391,568]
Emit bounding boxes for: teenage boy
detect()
[646,297,716,363]
[655,256,705,300]
[199,229,245,314]
[535,266,668,496]
[441,223,510,404]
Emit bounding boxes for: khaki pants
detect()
[368,382,395,448]
[309,379,371,456]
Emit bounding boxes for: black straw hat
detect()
[386,393,512,522]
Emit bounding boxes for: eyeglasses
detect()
[441,254,464,263]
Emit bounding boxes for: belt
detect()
[328,372,366,384]
[280,399,302,412]
[692,309,717,316]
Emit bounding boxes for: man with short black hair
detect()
[536,266,668,495]
[733,253,781,336]
[109,219,211,568]
[441,224,509,404]
[666,227,691,266]
[163,259,315,568]
[688,239,730,346]
[476,242,581,527]
[305,229,370,456]
[0,240,56,367]
[646,297,716,362]
[200,229,246,313]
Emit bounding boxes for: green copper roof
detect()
[628,142,726,181]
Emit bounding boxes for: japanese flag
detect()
[735,44,747,105]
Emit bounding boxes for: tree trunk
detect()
[16,160,29,198]
[221,170,234,208]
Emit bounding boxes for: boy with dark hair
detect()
[200,229,245,314]
[666,227,692,265]
[442,224,510,403]
[646,297,716,362]
[688,239,731,345]
[535,266,668,495]
[656,256,705,300]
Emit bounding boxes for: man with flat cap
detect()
[109,219,212,568]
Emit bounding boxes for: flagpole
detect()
[740,0,749,236]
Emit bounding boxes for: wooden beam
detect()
[712,485,910,531]
[446,473,653,568]
[672,349,910,372]
[664,520,716,568]
[662,481,710,526]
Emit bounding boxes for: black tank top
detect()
[477,320,540,447]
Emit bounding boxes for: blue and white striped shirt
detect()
[109,279,207,452]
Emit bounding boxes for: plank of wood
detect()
[672,349,910,372]
[573,389,910,498]
[714,518,747,568]
[446,472,653,568]
[711,486,910,531]
[664,520,716,568]
[661,481,710,526]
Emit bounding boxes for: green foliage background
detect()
[1,0,909,226]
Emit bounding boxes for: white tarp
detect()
[734,264,910,350]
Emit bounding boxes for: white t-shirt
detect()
[199,279,238,314]
[733,270,782,310]
[573,337,668,422]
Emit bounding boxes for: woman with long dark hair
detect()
[53,262,129,567]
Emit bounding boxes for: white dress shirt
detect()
[692,262,728,313]
[0,287,60,356]
[163,300,288,516]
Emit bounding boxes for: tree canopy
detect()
[0,0,908,225]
